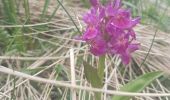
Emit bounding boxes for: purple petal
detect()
[90,7,97,14]
[90,46,106,56]
[89,37,107,56]
[105,0,122,16]
[110,15,131,29]
[119,9,131,18]
[89,0,99,7]
[99,7,106,20]
[120,43,140,65]
[106,5,117,16]
[128,29,136,39]
[131,17,141,27]
[109,34,129,54]
[106,21,117,35]
[120,52,131,65]
[110,10,139,29]
[114,40,128,53]
[127,43,140,53]
[83,13,98,25]
[113,0,121,9]
[82,27,98,40]
[106,0,121,9]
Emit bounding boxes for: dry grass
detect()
[0,0,170,100]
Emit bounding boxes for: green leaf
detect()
[83,61,103,100]
[83,61,102,88]
[112,71,164,100]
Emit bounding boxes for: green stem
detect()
[95,55,105,100]
[94,92,101,100]
[98,55,105,80]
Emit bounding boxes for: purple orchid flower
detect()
[81,0,140,64]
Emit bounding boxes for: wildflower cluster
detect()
[81,0,140,64]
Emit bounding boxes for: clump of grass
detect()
[1,0,25,52]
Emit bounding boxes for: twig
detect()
[70,48,77,100]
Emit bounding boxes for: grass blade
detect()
[41,0,51,20]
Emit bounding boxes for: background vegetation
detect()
[0,0,170,100]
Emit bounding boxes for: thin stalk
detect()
[11,77,16,100]
[95,55,106,100]
[48,0,63,21]
[41,0,51,20]
[56,0,82,35]
[139,5,168,68]
[2,0,17,24]
[94,93,101,100]
[98,55,105,80]
[23,0,30,22]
